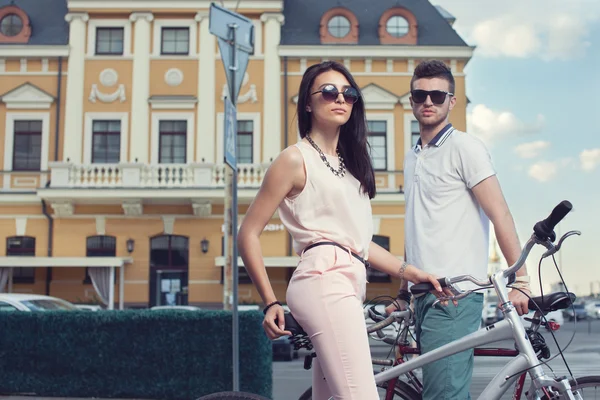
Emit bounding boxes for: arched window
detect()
[378,8,418,45]
[319,7,359,44]
[6,236,35,284]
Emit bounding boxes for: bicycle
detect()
[288,200,600,399]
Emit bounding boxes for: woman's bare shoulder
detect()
[272,144,305,170]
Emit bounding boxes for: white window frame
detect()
[83,112,129,164]
[3,112,50,187]
[216,112,261,165]
[152,19,197,57]
[151,112,195,164]
[366,112,395,170]
[404,113,419,156]
[87,19,132,57]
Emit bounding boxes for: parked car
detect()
[74,304,103,311]
[0,294,77,312]
[585,301,600,319]
[563,303,588,321]
[150,305,202,311]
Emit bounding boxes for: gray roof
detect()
[0,0,68,45]
[281,0,468,46]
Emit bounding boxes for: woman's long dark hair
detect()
[297,61,376,199]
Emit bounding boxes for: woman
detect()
[238,61,443,400]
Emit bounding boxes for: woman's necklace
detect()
[306,135,346,178]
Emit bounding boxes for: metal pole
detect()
[228,22,240,392]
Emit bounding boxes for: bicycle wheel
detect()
[298,379,420,400]
[540,376,600,399]
[196,391,271,400]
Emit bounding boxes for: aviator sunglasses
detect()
[411,89,454,105]
[311,84,360,105]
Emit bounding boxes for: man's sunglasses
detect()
[411,89,453,105]
[311,85,360,105]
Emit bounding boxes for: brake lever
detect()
[541,230,581,258]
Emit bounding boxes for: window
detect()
[150,235,189,268]
[237,120,253,164]
[6,236,35,284]
[0,14,22,37]
[92,121,121,163]
[0,302,18,312]
[368,235,392,283]
[95,27,124,55]
[386,16,410,38]
[327,15,351,38]
[161,28,189,55]
[84,236,117,284]
[411,120,420,147]
[367,121,387,171]
[13,120,41,171]
[159,121,187,164]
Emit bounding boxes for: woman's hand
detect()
[262,304,292,340]
[404,265,456,306]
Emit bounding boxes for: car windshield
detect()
[21,299,76,311]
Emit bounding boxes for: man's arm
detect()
[471,175,531,315]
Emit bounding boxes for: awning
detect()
[214,256,300,268]
[0,256,132,268]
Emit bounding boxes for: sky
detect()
[432,0,600,296]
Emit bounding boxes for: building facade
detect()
[0,0,473,308]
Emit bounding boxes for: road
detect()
[273,320,600,399]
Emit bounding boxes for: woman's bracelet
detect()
[398,261,408,281]
[263,300,282,315]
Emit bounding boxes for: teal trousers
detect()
[414,292,484,400]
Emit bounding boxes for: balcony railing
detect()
[47,162,269,189]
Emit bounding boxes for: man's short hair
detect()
[410,60,455,94]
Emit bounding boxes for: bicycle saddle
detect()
[283,312,307,336]
[527,291,575,313]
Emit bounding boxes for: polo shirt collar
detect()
[414,123,454,152]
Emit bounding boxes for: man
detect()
[386,60,531,399]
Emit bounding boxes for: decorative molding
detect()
[386,59,394,73]
[1,82,55,109]
[122,201,143,216]
[0,59,5,72]
[299,58,307,73]
[260,13,285,24]
[399,92,412,110]
[15,217,27,236]
[344,58,351,70]
[365,59,372,72]
[149,96,197,110]
[221,72,257,104]
[408,59,415,73]
[129,12,154,22]
[162,216,175,234]
[89,84,126,103]
[52,201,74,217]
[65,12,89,23]
[95,216,106,235]
[99,68,119,87]
[451,59,457,73]
[42,58,49,72]
[361,83,400,110]
[194,12,209,22]
[69,1,283,10]
[164,68,184,86]
[20,59,27,72]
[278,46,475,59]
[192,201,212,217]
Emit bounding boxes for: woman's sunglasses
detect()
[311,84,360,105]
[411,89,453,105]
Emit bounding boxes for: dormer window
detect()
[386,15,409,38]
[378,8,417,45]
[0,14,22,36]
[327,15,350,38]
[0,5,31,43]
[319,7,359,44]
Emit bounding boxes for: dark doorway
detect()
[149,235,189,307]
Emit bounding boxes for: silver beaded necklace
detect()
[306,135,346,178]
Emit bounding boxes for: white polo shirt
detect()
[404,124,496,291]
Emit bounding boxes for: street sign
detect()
[224,97,237,169]
[209,2,255,393]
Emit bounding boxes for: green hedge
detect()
[0,310,272,399]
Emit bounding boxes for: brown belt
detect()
[303,241,370,268]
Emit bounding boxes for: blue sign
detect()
[224,97,237,169]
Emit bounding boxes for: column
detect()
[195,12,216,163]
[260,13,285,163]
[63,13,88,163]
[129,12,154,163]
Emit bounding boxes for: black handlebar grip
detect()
[533,200,573,241]
[410,278,448,295]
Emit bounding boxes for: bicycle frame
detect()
[372,234,581,400]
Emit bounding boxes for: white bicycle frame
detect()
[372,234,582,400]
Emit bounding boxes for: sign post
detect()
[209,2,254,392]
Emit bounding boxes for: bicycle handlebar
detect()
[408,201,574,296]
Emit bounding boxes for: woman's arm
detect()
[237,146,305,338]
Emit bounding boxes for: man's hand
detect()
[507,288,530,316]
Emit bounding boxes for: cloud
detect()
[467,104,545,143]
[528,161,558,182]
[580,148,600,171]
[433,0,599,60]
[514,141,551,159]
